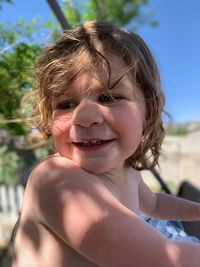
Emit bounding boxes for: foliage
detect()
[65,0,82,26]
[0,17,46,135]
[165,125,189,136]
[0,0,12,10]
[0,17,48,47]
[63,0,157,30]
[0,41,42,134]
[0,146,19,185]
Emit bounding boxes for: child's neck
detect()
[97,167,141,215]
[97,166,131,202]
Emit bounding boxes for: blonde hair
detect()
[32,21,165,170]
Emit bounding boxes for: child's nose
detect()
[72,100,104,128]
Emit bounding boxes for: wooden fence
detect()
[0,185,24,249]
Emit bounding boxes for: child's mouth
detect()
[72,139,113,150]
[75,140,108,147]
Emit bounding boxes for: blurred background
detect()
[0,0,200,266]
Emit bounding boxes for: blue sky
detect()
[1,0,200,123]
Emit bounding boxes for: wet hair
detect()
[32,20,165,170]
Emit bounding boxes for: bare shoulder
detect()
[27,154,86,188]
[31,154,79,176]
[32,154,121,209]
[28,153,123,229]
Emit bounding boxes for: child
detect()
[12,21,200,267]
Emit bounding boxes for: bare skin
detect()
[12,156,200,267]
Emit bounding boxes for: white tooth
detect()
[82,141,90,144]
[80,139,103,145]
[91,140,97,144]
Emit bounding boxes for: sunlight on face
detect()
[51,53,146,174]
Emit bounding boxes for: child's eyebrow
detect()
[109,75,135,93]
[109,75,125,90]
[51,90,76,103]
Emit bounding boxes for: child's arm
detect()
[139,173,200,221]
[35,156,200,267]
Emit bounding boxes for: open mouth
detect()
[72,139,112,147]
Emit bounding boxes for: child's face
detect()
[51,53,146,174]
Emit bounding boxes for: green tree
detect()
[0,42,42,134]
[0,17,51,134]
[0,146,19,185]
[0,5,52,185]
[63,0,157,29]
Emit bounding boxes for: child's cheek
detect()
[52,116,69,137]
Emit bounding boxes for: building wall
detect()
[142,129,200,192]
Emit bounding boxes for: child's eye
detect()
[56,101,76,110]
[98,94,123,104]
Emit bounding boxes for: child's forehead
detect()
[69,54,134,93]
[50,52,138,101]
[71,69,107,92]
[69,68,132,96]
